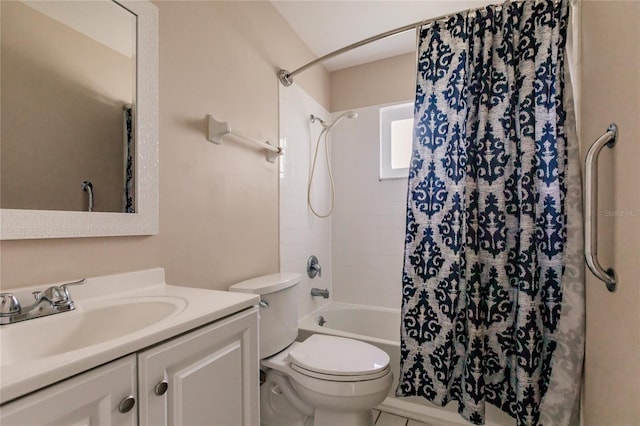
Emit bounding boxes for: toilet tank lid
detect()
[228,272,300,295]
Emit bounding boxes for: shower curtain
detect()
[123,104,135,213]
[398,1,585,425]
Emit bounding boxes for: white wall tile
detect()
[279,84,333,319]
[378,266,403,309]
[379,228,405,256]
[281,94,409,311]
[331,103,410,309]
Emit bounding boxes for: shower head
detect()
[311,111,358,131]
[327,111,358,130]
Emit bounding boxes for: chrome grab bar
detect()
[584,123,618,292]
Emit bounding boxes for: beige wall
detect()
[0,1,330,290]
[330,52,415,112]
[581,1,640,424]
[1,1,131,212]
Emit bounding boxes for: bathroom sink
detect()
[0,296,187,366]
[0,269,260,405]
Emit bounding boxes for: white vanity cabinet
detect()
[138,307,259,426]
[0,307,259,426]
[0,355,138,426]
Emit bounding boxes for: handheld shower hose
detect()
[308,111,357,218]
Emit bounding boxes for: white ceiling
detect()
[272,0,499,72]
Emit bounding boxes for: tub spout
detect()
[310,288,329,299]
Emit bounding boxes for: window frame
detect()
[379,102,414,180]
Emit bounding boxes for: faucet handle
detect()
[43,287,66,304]
[44,278,86,306]
[60,278,87,289]
[0,293,21,314]
[307,255,322,278]
[61,278,86,300]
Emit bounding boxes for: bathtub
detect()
[298,302,514,426]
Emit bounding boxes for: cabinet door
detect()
[138,308,259,426]
[0,355,137,426]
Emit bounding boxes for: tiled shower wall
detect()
[279,84,332,319]
[279,91,409,312]
[330,103,409,309]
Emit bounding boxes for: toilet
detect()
[229,273,392,426]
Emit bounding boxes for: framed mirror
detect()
[0,0,158,240]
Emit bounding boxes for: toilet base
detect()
[313,408,373,426]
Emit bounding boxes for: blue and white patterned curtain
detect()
[398,1,585,425]
[123,104,135,213]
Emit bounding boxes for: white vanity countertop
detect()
[0,268,259,404]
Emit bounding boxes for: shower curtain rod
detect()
[278,5,495,87]
[278,0,569,87]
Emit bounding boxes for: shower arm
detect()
[310,114,327,128]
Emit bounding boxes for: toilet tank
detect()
[229,273,300,359]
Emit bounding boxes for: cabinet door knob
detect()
[154,380,169,396]
[118,395,136,413]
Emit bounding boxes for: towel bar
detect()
[207,115,282,163]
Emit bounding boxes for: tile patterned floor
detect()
[373,409,436,426]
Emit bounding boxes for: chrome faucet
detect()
[307,255,322,278]
[0,278,85,325]
[310,288,329,299]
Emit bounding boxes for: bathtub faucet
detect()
[310,288,329,299]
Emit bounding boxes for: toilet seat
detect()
[287,334,390,382]
[290,363,391,382]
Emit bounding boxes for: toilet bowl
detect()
[229,273,392,426]
[263,336,393,426]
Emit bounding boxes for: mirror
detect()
[0,0,158,239]
[1,0,136,213]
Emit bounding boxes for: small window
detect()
[380,102,413,180]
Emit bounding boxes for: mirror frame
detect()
[1,0,158,240]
